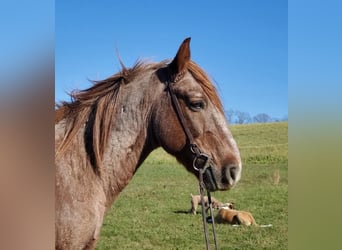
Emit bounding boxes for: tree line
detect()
[225,109,288,124]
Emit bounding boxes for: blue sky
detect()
[56,0,287,119]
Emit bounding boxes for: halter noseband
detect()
[166,79,219,250]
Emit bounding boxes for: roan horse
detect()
[55,38,242,249]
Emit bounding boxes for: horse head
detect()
[152,38,242,191]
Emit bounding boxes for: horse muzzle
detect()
[192,151,241,191]
[205,163,242,191]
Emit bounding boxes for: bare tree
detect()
[225,109,287,124]
[225,109,235,123]
[235,110,252,124]
[253,113,272,123]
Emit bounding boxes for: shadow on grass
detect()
[173,210,191,214]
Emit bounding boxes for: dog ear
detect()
[229,202,235,209]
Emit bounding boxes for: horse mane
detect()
[55,59,222,170]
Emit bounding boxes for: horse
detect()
[55,37,242,249]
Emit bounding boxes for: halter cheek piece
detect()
[166,80,214,180]
[166,79,219,250]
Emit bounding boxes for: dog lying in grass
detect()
[189,194,223,214]
[215,203,272,227]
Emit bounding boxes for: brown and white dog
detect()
[189,194,223,214]
[215,203,272,227]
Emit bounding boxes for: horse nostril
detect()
[230,166,237,180]
[222,164,241,187]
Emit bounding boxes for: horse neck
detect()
[100,75,159,205]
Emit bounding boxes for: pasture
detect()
[96,122,288,249]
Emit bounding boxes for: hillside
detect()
[230,122,288,164]
[144,122,288,165]
[97,122,288,250]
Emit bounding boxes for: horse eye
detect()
[189,101,205,111]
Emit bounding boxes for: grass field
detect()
[96,122,288,249]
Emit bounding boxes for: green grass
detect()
[96,122,288,249]
[230,122,288,164]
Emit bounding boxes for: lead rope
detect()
[207,190,219,250]
[199,169,210,250]
[199,169,219,250]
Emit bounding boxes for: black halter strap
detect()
[166,81,211,170]
[166,80,218,250]
[167,81,198,151]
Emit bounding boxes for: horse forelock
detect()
[187,61,224,114]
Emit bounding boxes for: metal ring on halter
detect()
[190,144,201,156]
[193,153,211,172]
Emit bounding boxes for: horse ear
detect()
[169,37,191,77]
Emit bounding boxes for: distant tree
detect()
[235,110,252,124]
[225,109,285,124]
[225,109,235,124]
[253,113,272,123]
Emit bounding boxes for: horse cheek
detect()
[153,109,186,154]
